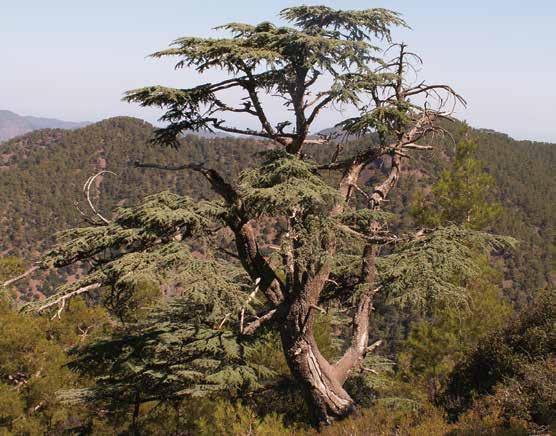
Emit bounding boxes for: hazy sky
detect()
[2,0,555,142]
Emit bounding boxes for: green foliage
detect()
[124,5,405,145]
[331,227,515,315]
[1,4,553,433]
[340,208,395,234]
[412,129,502,230]
[396,149,514,403]
[103,277,161,324]
[280,5,406,41]
[378,227,515,312]
[0,256,24,301]
[60,297,274,411]
[443,289,556,430]
[314,401,452,436]
[42,190,217,269]
[398,267,513,402]
[0,296,109,434]
[340,100,413,140]
[39,236,250,326]
[25,126,505,429]
[239,150,339,217]
[0,117,261,270]
[196,400,295,436]
[1,118,552,301]
[0,257,24,283]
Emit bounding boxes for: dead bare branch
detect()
[1,265,40,288]
[366,339,383,354]
[37,283,101,315]
[309,304,327,314]
[401,143,433,150]
[241,307,280,336]
[240,277,261,334]
[82,171,117,225]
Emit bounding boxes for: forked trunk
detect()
[281,332,356,425]
[280,294,356,426]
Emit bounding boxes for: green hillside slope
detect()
[0,117,553,298]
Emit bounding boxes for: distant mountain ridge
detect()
[0,110,88,142]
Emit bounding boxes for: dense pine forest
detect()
[1,4,554,435]
[1,117,553,299]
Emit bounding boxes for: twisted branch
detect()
[82,171,117,225]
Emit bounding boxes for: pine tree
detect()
[403,132,509,402]
[0,280,110,433]
[412,128,502,230]
[398,266,513,402]
[5,6,514,426]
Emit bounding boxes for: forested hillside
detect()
[0,117,259,257]
[1,117,553,299]
[1,3,554,432]
[473,130,556,294]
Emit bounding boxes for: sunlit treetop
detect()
[124,6,460,155]
[3,5,513,427]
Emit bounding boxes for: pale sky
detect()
[2,0,555,142]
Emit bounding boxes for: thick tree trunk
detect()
[280,316,355,426]
[277,244,380,425]
[279,268,357,425]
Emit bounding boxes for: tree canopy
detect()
[3,5,519,428]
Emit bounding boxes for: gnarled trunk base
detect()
[280,329,356,426]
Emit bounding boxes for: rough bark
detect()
[281,326,356,426]
[279,264,356,425]
[233,222,284,306]
[274,145,387,424]
[334,244,379,383]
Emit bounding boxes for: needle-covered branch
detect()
[134,160,285,305]
[125,6,406,154]
[18,5,518,428]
